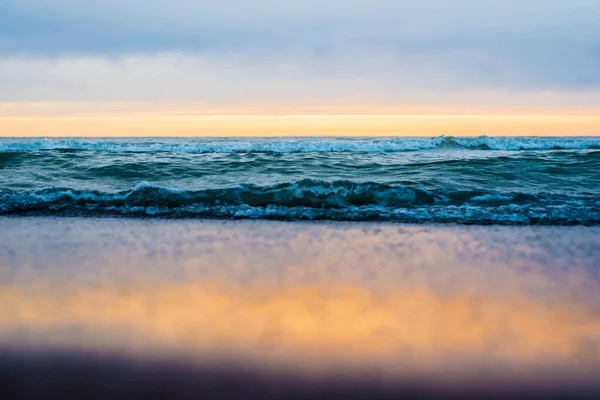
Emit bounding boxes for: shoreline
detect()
[1,218,599,398]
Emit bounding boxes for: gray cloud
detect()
[0,0,599,102]
[1,52,599,109]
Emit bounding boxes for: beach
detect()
[3,0,600,397]
[1,217,599,398]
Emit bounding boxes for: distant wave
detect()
[1,136,600,154]
[2,180,598,224]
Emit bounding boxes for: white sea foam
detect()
[1,181,598,224]
[1,136,599,153]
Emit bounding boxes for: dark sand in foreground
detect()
[1,218,599,398]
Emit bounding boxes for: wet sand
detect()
[1,218,599,398]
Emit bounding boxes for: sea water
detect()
[1,136,599,224]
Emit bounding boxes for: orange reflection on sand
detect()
[1,282,599,373]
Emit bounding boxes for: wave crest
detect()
[1,136,599,154]
[1,181,598,224]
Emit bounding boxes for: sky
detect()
[0,0,599,135]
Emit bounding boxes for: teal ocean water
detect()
[1,136,599,224]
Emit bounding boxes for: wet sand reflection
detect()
[2,282,600,375]
[1,219,600,397]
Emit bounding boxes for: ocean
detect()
[1,135,599,224]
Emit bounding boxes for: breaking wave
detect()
[2,136,600,154]
[1,180,598,224]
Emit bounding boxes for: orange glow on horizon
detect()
[0,113,599,137]
[1,101,598,137]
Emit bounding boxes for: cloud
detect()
[1,52,599,110]
[2,0,599,52]
[0,0,599,105]
[0,52,456,103]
